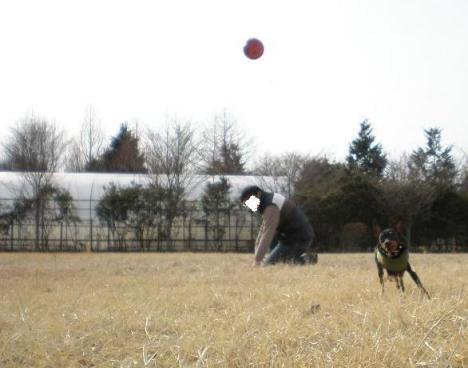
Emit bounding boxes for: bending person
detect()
[240,186,315,266]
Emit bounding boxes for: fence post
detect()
[182,212,186,251]
[157,223,161,251]
[188,220,192,251]
[227,210,231,252]
[107,225,110,250]
[250,212,254,240]
[234,215,239,252]
[158,209,162,251]
[90,218,93,252]
[205,215,208,251]
[60,222,63,251]
[10,223,14,251]
[217,209,220,252]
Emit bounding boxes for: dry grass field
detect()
[0,252,466,368]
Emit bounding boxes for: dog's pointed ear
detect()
[395,219,405,235]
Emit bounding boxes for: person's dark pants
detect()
[264,239,313,265]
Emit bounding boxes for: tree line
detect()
[0,110,467,251]
[295,121,467,250]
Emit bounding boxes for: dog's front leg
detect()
[376,260,385,295]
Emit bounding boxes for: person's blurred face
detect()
[244,195,260,212]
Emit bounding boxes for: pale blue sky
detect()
[0,0,466,162]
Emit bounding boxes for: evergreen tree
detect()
[408,127,457,186]
[89,123,146,173]
[201,177,232,215]
[461,166,468,194]
[346,120,387,177]
[95,182,166,250]
[308,173,385,250]
[201,177,233,250]
[419,186,468,243]
[212,142,245,175]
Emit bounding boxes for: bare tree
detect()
[80,105,104,169]
[0,155,10,170]
[145,119,201,188]
[254,152,310,197]
[200,116,219,174]
[2,114,68,249]
[64,106,104,172]
[144,118,202,246]
[294,155,347,201]
[65,139,85,172]
[200,110,254,175]
[3,114,67,175]
[383,153,435,245]
[385,153,411,182]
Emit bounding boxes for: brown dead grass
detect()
[0,252,466,367]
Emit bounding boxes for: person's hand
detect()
[252,260,262,267]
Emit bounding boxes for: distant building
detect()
[0,172,287,251]
[0,172,287,220]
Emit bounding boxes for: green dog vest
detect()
[375,248,409,272]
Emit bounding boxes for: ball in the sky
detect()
[243,38,264,60]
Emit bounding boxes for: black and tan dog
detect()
[374,221,430,298]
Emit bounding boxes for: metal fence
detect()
[2,197,465,253]
[0,198,261,252]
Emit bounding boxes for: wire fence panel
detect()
[0,198,260,252]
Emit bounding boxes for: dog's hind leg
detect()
[406,263,430,299]
[376,256,385,295]
[394,275,402,292]
[399,275,405,293]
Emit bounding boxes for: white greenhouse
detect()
[0,172,288,252]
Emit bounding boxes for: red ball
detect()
[243,38,264,60]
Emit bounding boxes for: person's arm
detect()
[254,206,280,264]
[254,218,266,253]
